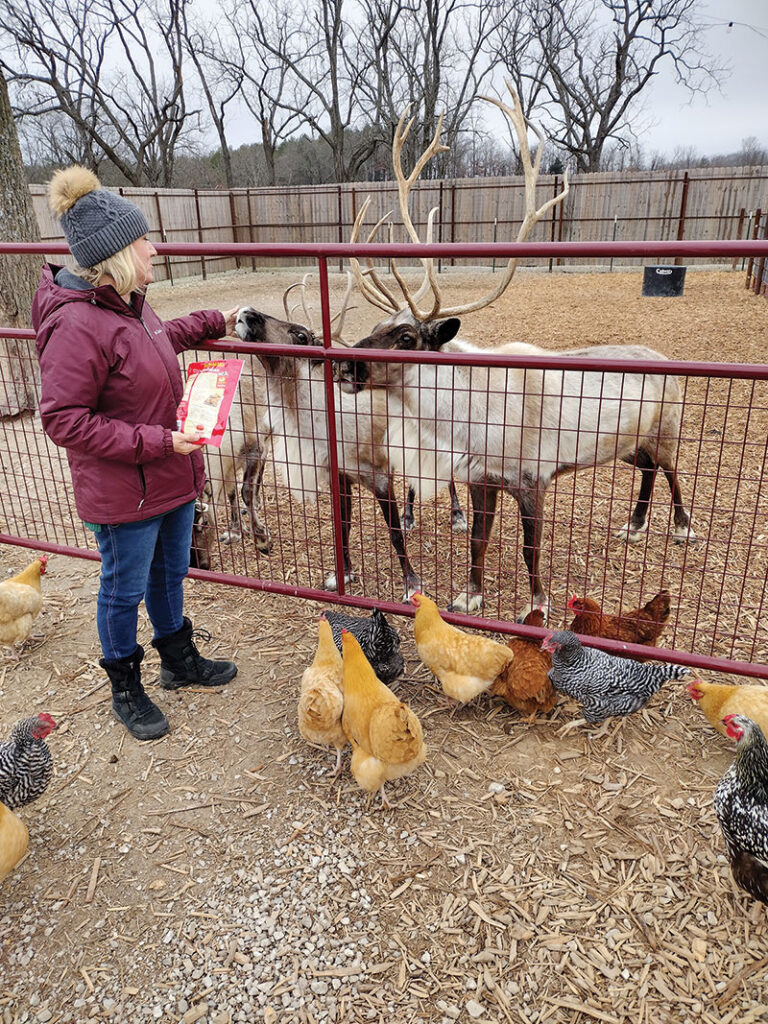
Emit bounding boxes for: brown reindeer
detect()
[338,84,694,617]
[234,305,422,599]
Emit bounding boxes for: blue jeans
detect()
[94,501,195,661]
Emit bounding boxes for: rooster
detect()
[298,618,347,774]
[0,714,58,809]
[340,630,425,806]
[567,590,670,659]
[323,607,404,685]
[410,593,513,704]
[714,714,768,905]
[688,679,768,738]
[0,555,48,648]
[542,630,689,725]
[0,801,29,882]
[491,609,557,718]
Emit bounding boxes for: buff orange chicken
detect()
[340,630,425,806]
[0,555,48,648]
[298,618,347,774]
[688,679,768,738]
[0,801,28,882]
[410,593,513,704]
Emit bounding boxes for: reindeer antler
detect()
[282,272,356,345]
[349,81,569,322]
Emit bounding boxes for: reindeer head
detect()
[338,316,461,393]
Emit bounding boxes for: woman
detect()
[33,165,239,741]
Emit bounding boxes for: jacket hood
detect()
[32,263,145,337]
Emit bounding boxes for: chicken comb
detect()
[566,594,580,610]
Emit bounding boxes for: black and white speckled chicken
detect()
[541,630,689,724]
[323,608,404,686]
[714,714,768,905]
[0,714,58,809]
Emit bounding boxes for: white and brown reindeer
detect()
[234,275,423,598]
[338,83,696,617]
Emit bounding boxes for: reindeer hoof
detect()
[616,519,648,545]
[403,515,415,535]
[451,512,468,534]
[255,539,273,554]
[517,597,551,624]
[219,529,242,545]
[448,591,483,614]
[673,525,696,545]
[401,578,423,602]
[324,571,356,592]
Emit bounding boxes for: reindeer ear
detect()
[421,317,461,350]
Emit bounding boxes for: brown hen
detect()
[567,590,670,659]
[491,609,557,717]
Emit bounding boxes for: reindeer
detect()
[338,83,695,617]
[234,275,422,599]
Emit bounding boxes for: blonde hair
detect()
[75,244,141,297]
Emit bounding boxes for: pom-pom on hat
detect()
[48,165,150,268]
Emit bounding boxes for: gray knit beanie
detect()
[48,165,150,268]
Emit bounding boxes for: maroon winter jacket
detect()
[32,264,226,524]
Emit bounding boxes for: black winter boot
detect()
[100,645,170,740]
[151,617,238,690]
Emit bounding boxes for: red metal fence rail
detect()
[2,239,768,682]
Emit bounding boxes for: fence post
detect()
[745,208,761,289]
[450,183,457,267]
[732,207,746,271]
[675,171,690,266]
[194,188,207,281]
[549,175,559,273]
[154,191,173,285]
[337,185,344,274]
[229,191,241,271]
[246,189,256,272]
[752,211,766,294]
[317,256,347,596]
[438,180,444,275]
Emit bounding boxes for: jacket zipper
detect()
[137,465,147,510]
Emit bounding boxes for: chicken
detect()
[688,679,768,738]
[298,618,346,774]
[567,590,670,659]
[324,607,404,685]
[0,555,48,648]
[490,609,557,717]
[0,714,58,809]
[0,800,29,882]
[714,714,768,905]
[542,630,689,725]
[340,629,425,806]
[410,593,513,704]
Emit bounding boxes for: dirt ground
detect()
[2,266,768,1024]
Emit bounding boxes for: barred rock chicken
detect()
[410,593,513,704]
[688,679,768,739]
[0,800,29,882]
[0,714,58,809]
[490,609,558,718]
[542,630,689,725]
[341,630,425,806]
[324,607,404,685]
[298,618,347,774]
[0,555,48,648]
[567,590,671,659]
[714,714,768,905]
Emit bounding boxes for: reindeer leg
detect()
[616,448,656,544]
[324,473,356,591]
[517,476,549,621]
[449,478,468,533]
[662,465,696,544]
[450,482,497,613]
[241,443,272,554]
[404,485,415,534]
[374,476,421,601]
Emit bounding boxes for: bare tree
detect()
[0,66,40,415]
[490,0,727,173]
[0,0,200,185]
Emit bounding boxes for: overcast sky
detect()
[626,0,767,158]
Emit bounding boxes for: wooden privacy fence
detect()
[745,208,768,296]
[29,166,768,282]
[2,238,768,683]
